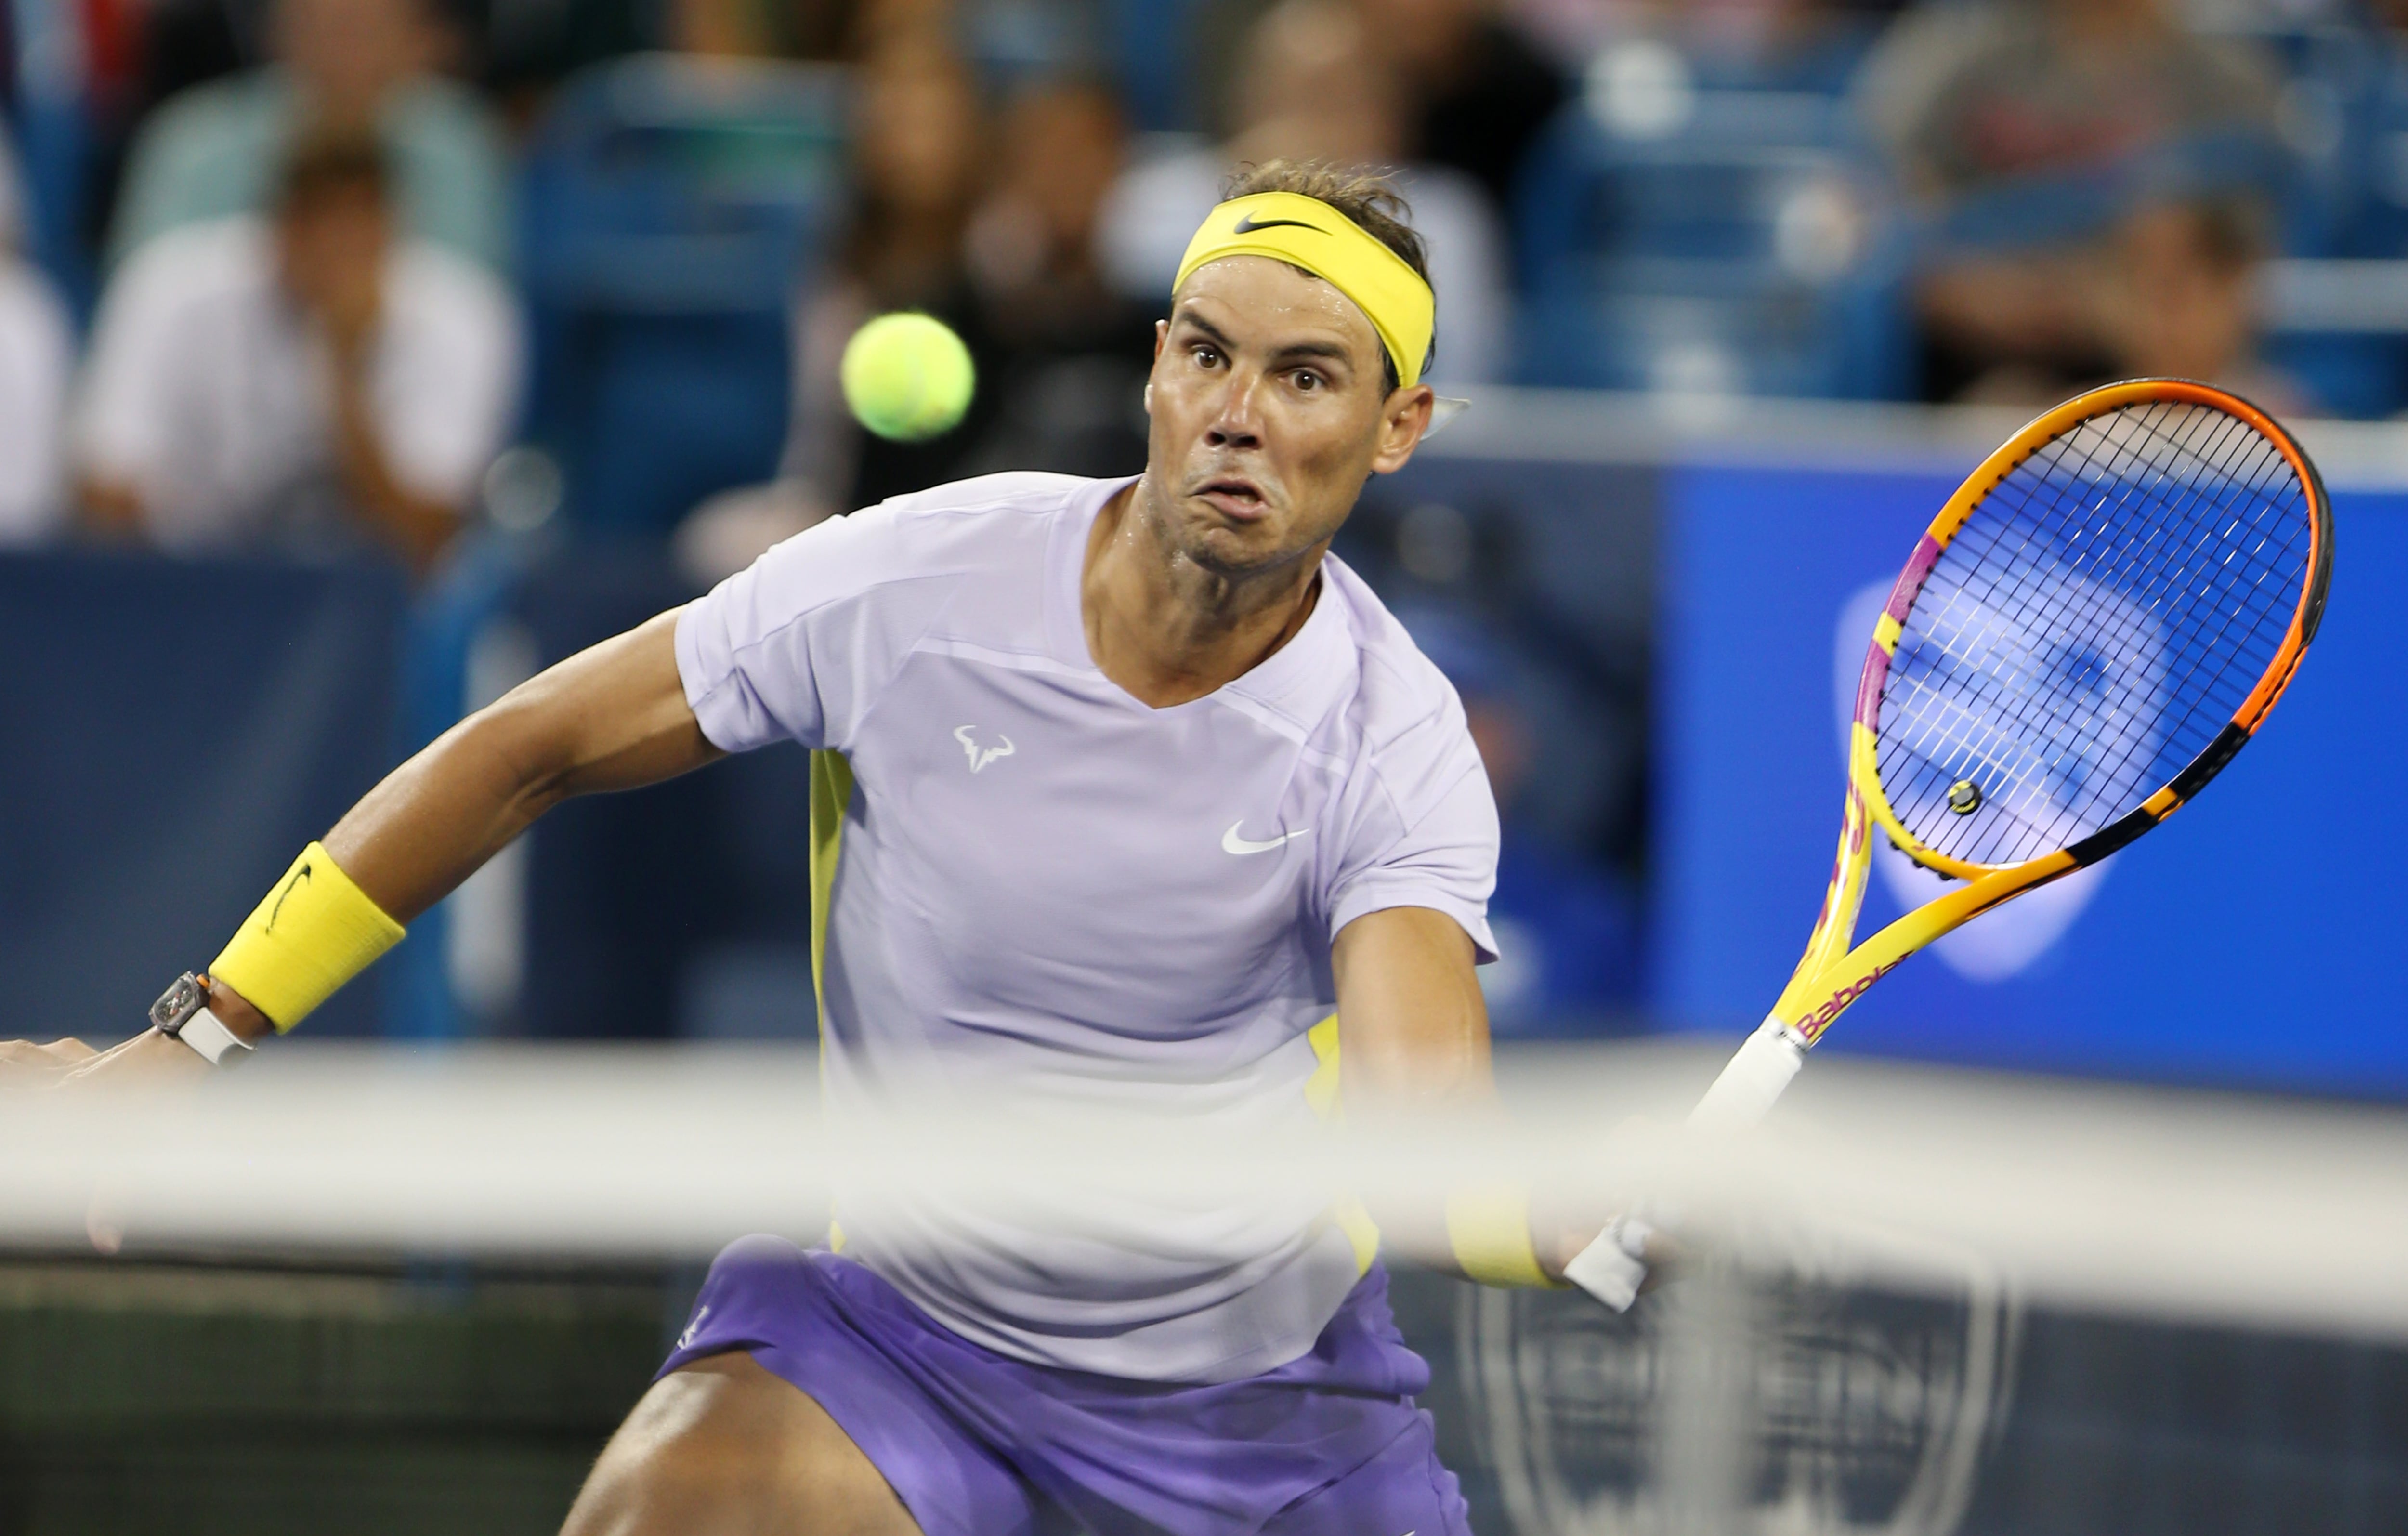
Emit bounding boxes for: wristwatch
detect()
[150,972,255,1066]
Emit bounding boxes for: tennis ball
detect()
[841,312,976,442]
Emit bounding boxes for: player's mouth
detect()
[1193,476,1272,522]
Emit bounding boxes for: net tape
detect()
[1878,400,2312,867]
[6,1044,2407,1343]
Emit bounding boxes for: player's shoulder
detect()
[1318,556,1471,749]
[731,473,1105,619]
[842,471,1111,565]
[878,471,1101,520]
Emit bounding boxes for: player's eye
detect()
[1191,344,1223,369]
[1292,369,1323,392]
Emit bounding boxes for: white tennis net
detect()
[6,1039,2402,1344]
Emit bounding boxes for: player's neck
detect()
[1082,482,1325,709]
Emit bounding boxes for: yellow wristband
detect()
[208,843,406,1032]
[1445,1181,1562,1289]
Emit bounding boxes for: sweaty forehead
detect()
[1172,255,1385,368]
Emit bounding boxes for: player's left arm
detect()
[1331,905,1592,1284]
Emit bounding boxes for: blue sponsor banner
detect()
[0,552,408,1041]
[1653,462,2408,1098]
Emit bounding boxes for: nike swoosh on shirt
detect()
[1232,213,1324,235]
[1223,822,1311,856]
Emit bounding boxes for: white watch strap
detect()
[173,1008,253,1066]
[1564,1214,1654,1311]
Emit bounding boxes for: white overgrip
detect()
[1690,1016,1807,1130]
[1554,1018,1808,1312]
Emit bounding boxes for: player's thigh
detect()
[561,1350,924,1536]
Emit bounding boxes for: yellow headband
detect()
[1173,191,1434,390]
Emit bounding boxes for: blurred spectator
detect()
[1099,0,1509,383]
[107,0,510,274]
[2098,198,2308,410]
[794,34,996,505]
[679,59,1160,587]
[1402,605,1642,1033]
[1858,0,2277,205]
[1919,195,2310,410]
[665,0,872,58]
[1856,0,2288,400]
[957,77,1157,478]
[678,30,993,580]
[75,130,522,574]
[0,133,73,544]
[1356,0,1569,210]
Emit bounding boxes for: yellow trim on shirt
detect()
[809,749,854,1019]
[811,748,855,1253]
[1307,1014,1382,1274]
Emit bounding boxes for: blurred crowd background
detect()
[8,11,2408,1529]
[7,0,2408,1044]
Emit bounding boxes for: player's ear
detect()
[1369,384,1435,475]
[1142,319,1168,417]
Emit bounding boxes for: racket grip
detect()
[1691,1018,1806,1129]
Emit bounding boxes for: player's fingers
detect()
[43,1037,99,1063]
[0,1038,95,1069]
[1636,1229,1683,1294]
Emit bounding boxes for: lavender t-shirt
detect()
[675,472,1498,1383]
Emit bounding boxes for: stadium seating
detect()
[516,55,847,539]
[1511,43,1911,400]
[2235,16,2408,415]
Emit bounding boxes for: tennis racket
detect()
[1692,378,2334,1128]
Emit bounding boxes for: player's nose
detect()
[1203,368,1267,450]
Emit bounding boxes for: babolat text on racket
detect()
[1694,379,2334,1127]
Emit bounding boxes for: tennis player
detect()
[20,160,1649,1534]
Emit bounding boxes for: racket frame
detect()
[1696,381,2333,1127]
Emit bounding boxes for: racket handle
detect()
[1691,1018,1806,1129]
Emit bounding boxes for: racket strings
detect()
[1913,405,2298,848]
[1877,397,2312,866]
[2015,407,2299,764]
[1892,417,2217,826]
[1894,403,2300,856]
[1961,409,2294,764]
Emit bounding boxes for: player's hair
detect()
[1221,158,1434,390]
[278,127,392,214]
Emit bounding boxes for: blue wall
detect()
[1653,463,2408,1098]
[0,553,410,1038]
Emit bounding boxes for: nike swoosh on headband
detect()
[1231,213,1324,235]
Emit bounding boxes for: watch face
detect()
[150,973,205,1032]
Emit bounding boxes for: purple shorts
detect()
[660,1235,1470,1536]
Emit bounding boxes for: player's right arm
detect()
[315,609,717,938]
[20,610,718,1079]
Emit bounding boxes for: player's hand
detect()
[0,1037,101,1082]
[26,981,275,1090]
[1550,1215,1680,1311]
[2,1028,214,1090]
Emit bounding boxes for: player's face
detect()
[1143,257,1432,578]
